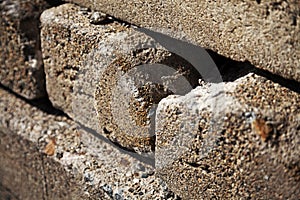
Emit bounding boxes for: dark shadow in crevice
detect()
[76,121,155,167]
[45,0,65,7]
[0,84,68,117]
[206,49,300,94]
[138,27,299,94]
[90,17,115,25]
[32,95,70,117]
[206,49,255,82]
[253,67,300,94]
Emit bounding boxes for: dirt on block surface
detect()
[155,73,300,199]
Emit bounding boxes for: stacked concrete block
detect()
[155,73,300,199]
[41,4,206,153]
[66,0,300,82]
[0,0,52,99]
[0,88,180,199]
[1,0,299,199]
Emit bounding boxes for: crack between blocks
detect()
[0,83,70,117]
[77,121,155,167]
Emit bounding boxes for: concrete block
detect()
[65,0,300,82]
[155,73,300,199]
[0,88,180,199]
[40,4,205,153]
[0,0,50,99]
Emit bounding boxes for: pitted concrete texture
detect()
[41,4,202,153]
[0,88,181,199]
[66,0,300,82]
[155,73,300,199]
[0,0,50,99]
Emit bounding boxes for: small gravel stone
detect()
[90,11,107,24]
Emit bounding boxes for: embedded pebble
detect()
[90,11,108,24]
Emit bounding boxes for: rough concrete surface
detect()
[41,3,204,153]
[0,0,50,99]
[0,182,18,200]
[66,0,300,82]
[156,73,300,199]
[0,88,180,200]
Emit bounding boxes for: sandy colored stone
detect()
[0,0,51,99]
[155,73,300,199]
[41,4,208,153]
[66,0,300,82]
[0,87,180,199]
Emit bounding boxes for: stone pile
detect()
[0,0,299,199]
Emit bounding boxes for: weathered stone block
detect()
[0,88,180,199]
[41,4,207,153]
[156,73,300,199]
[65,0,300,82]
[0,0,50,99]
